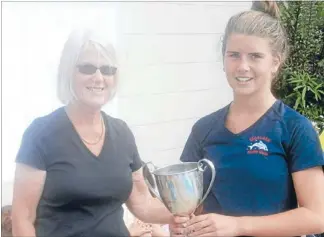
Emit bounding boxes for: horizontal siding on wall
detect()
[118,87,232,126]
[139,147,184,167]
[118,2,251,34]
[131,118,197,152]
[119,34,223,65]
[116,2,249,168]
[118,62,226,96]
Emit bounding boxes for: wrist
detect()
[236,216,251,236]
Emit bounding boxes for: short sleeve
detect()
[123,122,143,172]
[16,119,46,171]
[288,119,324,173]
[180,126,203,163]
[130,140,142,172]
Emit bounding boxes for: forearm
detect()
[238,207,324,236]
[12,219,36,237]
[133,197,173,224]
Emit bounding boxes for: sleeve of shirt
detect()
[123,122,143,172]
[130,139,143,172]
[288,119,324,173]
[15,119,47,171]
[180,124,204,163]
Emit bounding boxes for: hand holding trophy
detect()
[143,159,216,236]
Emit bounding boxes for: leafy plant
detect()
[286,71,324,110]
[273,1,324,133]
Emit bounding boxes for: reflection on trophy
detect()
[142,159,216,216]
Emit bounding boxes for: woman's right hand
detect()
[128,221,151,237]
[169,215,190,237]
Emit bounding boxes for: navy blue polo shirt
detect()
[16,107,142,237]
[180,100,324,217]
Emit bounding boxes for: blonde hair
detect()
[57,29,118,105]
[222,0,289,68]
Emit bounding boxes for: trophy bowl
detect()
[143,159,216,216]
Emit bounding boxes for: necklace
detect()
[80,115,105,146]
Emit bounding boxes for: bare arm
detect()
[11,164,46,237]
[239,166,324,236]
[126,168,173,224]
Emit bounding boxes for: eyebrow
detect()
[249,52,266,56]
[226,51,266,56]
[226,51,239,54]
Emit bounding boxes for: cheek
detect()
[248,58,270,74]
[74,74,90,85]
[72,75,91,93]
[254,62,273,77]
[105,76,115,86]
[223,59,234,73]
[223,57,230,68]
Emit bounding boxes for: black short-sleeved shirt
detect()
[16,107,143,237]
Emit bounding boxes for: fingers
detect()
[169,222,187,237]
[169,215,193,237]
[186,218,210,233]
[129,220,153,236]
[169,222,186,235]
[170,233,186,237]
[138,229,151,236]
[170,228,186,237]
[188,226,213,237]
[129,227,151,237]
[187,214,208,226]
[173,215,190,224]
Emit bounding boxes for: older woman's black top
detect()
[16,107,143,237]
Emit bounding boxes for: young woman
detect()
[171,1,324,236]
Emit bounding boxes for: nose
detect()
[237,57,250,73]
[93,69,104,83]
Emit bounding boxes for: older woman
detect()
[11,29,172,237]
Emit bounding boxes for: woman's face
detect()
[72,44,117,109]
[223,33,280,97]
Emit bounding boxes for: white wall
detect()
[1,1,251,217]
[116,2,250,167]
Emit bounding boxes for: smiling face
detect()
[71,43,117,109]
[223,33,280,97]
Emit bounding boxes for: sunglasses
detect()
[76,64,117,76]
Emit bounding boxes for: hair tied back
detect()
[251,0,281,19]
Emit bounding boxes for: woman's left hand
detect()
[185,213,241,237]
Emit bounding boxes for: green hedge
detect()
[273,1,324,133]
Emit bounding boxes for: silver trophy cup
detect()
[143,159,216,216]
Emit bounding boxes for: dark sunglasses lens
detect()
[78,64,97,75]
[100,66,117,76]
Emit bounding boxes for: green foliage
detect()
[273,1,324,133]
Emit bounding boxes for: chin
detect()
[233,88,257,96]
[80,99,108,110]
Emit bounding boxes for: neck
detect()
[65,102,102,126]
[231,91,277,115]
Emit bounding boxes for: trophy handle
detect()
[142,162,163,202]
[197,158,216,207]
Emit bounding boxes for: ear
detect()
[272,54,281,74]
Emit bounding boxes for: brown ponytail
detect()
[251,0,280,19]
[222,0,288,70]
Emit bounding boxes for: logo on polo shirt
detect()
[247,136,270,156]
